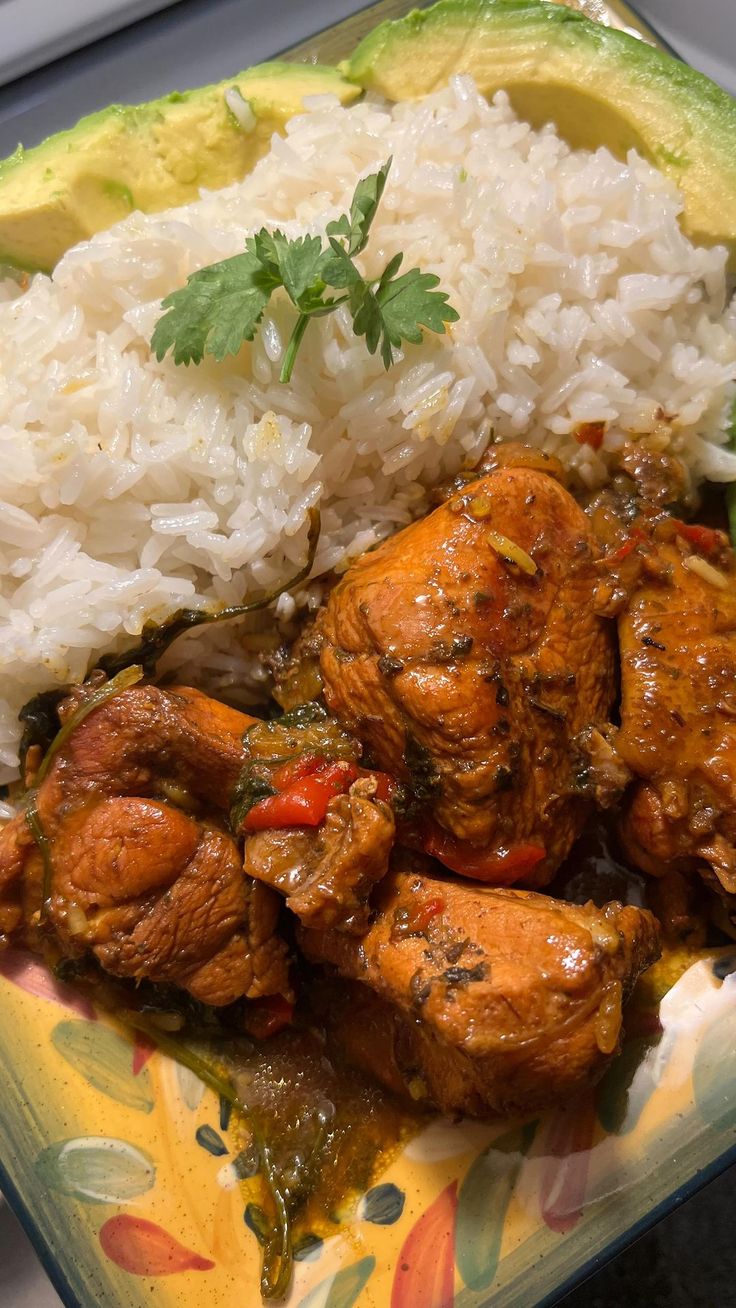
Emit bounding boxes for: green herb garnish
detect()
[395,733,441,820]
[24,794,55,924]
[229,773,277,833]
[34,664,144,786]
[151,159,459,383]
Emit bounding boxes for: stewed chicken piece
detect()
[300,854,660,1117]
[301,449,616,886]
[0,682,289,1005]
[616,524,736,896]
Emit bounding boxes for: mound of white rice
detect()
[1,75,735,785]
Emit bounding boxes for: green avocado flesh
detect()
[0,62,359,273]
[345,0,736,268]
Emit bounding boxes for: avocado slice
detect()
[345,0,736,267]
[0,62,359,274]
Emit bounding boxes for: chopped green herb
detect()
[395,733,440,820]
[151,159,458,383]
[24,795,54,924]
[35,664,144,787]
[18,688,67,775]
[229,772,277,834]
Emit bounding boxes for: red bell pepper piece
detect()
[674,520,723,556]
[606,526,647,565]
[242,759,359,831]
[270,752,322,790]
[407,895,446,933]
[424,827,545,884]
[241,994,294,1040]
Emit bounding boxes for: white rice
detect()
[0,75,735,785]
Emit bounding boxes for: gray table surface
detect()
[0,0,735,1304]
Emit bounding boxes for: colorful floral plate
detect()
[1,946,736,1308]
[2,3,736,1307]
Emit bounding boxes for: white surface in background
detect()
[634,0,736,94]
[0,1201,61,1307]
[0,0,181,86]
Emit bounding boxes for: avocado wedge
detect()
[0,62,359,274]
[345,0,736,267]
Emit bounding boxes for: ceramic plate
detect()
[2,946,736,1308]
[1,3,736,1306]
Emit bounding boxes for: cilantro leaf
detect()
[354,259,460,369]
[151,155,459,379]
[151,249,279,365]
[325,158,392,257]
[252,229,327,307]
[319,237,365,291]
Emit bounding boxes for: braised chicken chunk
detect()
[0,683,289,1004]
[309,452,615,886]
[300,856,660,1117]
[617,527,736,896]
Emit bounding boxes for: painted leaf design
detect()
[175,1059,206,1111]
[52,1019,154,1113]
[456,1122,536,1290]
[219,1094,232,1131]
[293,1233,323,1263]
[0,949,95,1019]
[391,1181,457,1308]
[693,1001,736,1129]
[596,1033,660,1135]
[298,1255,376,1308]
[196,1124,228,1157]
[537,1093,596,1234]
[99,1215,215,1275]
[36,1137,155,1204]
[360,1182,405,1225]
[132,1033,156,1076]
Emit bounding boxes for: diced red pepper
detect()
[270,752,322,790]
[424,827,545,884]
[241,994,294,1040]
[407,895,446,933]
[242,759,359,831]
[241,748,398,834]
[673,520,723,556]
[574,421,606,450]
[606,526,647,565]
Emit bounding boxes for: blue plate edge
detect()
[0,1152,84,1308]
[537,1139,736,1308]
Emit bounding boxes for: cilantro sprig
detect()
[151,159,459,383]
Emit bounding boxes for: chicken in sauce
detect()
[3,437,735,1292]
[300,854,659,1117]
